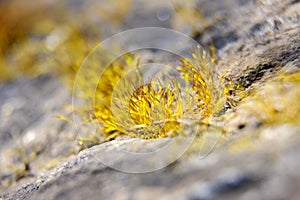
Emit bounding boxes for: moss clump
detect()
[75,46,225,144]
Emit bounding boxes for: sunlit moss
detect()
[75,46,225,142]
[230,71,300,127]
[0,1,227,144]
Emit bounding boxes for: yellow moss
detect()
[0,1,227,144]
[75,46,225,141]
[239,71,300,125]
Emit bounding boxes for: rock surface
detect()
[1,0,300,200]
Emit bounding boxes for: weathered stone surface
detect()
[2,125,300,200]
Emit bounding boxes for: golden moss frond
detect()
[76,46,225,141]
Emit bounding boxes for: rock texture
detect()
[1,0,300,200]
